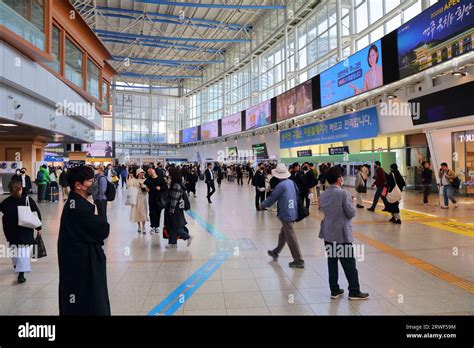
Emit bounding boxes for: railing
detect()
[0,1,45,50]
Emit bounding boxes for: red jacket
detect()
[374,168,387,189]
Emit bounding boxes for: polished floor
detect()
[1,180,474,315]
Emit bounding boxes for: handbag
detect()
[34,234,47,259]
[386,173,402,203]
[18,197,42,229]
[112,175,119,183]
[356,173,367,193]
[125,186,139,206]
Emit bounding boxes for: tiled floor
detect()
[1,180,474,315]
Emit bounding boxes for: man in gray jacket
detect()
[93,165,108,220]
[319,167,369,300]
[260,164,304,269]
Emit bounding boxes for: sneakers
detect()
[155,227,160,234]
[389,217,395,222]
[150,227,156,234]
[441,206,449,209]
[392,219,402,224]
[165,244,178,249]
[349,292,369,300]
[267,250,279,261]
[289,260,305,269]
[367,208,375,212]
[187,235,194,247]
[331,289,344,299]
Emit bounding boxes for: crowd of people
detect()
[0,157,464,314]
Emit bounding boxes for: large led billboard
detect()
[276,80,313,121]
[245,100,271,130]
[200,120,219,140]
[182,126,199,143]
[221,112,242,136]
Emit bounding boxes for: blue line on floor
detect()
[147,209,231,316]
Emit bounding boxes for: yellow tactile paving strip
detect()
[422,221,474,238]
[353,232,474,295]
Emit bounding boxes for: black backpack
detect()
[101,176,116,201]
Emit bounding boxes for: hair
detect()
[367,44,379,67]
[41,164,47,169]
[326,167,343,185]
[169,168,182,185]
[8,180,22,199]
[390,163,398,171]
[374,161,381,167]
[21,167,26,171]
[421,161,427,166]
[440,162,448,167]
[68,166,94,192]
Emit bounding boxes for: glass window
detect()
[87,59,100,99]
[46,25,60,73]
[102,80,109,111]
[65,38,83,88]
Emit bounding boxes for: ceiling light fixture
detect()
[0,123,17,127]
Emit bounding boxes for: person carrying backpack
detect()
[36,164,50,203]
[93,165,109,220]
[439,162,458,209]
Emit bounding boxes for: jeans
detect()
[324,242,360,295]
[169,227,190,245]
[442,185,456,207]
[121,177,127,188]
[369,187,387,210]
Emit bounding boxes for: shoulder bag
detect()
[18,197,42,229]
[386,173,402,203]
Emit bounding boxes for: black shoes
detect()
[356,204,364,209]
[267,250,278,261]
[348,292,369,300]
[389,217,395,222]
[367,208,375,212]
[331,289,344,299]
[17,273,26,284]
[392,219,402,224]
[289,260,305,269]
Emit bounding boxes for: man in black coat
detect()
[204,163,216,204]
[254,163,266,211]
[58,166,111,316]
[11,168,32,197]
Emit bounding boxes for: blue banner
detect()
[280,107,378,149]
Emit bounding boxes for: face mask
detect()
[86,185,95,196]
[16,171,20,175]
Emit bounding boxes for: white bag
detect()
[125,186,139,206]
[386,173,402,203]
[18,197,42,229]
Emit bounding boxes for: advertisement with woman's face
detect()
[320,40,383,107]
[276,80,313,121]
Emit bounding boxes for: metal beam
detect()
[133,0,286,10]
[94,29,251,43]
[113,60,201,70]
[113,55,224,65]
[120,72,202,79]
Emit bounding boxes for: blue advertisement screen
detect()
[320,40,383,107]
[398,0,474,79]
[182,127,199,143]
[280,107,379,149]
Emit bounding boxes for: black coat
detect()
[0,196,42,246]
[11,174,32,193]
[291,171,307,195]
[385,170,406,213]
[165,183,187,231]
[253,170,265,188]
[59,171,69,187]
[58,191,111,316]
[204,169,214,184]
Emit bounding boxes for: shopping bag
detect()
[386,173,402,203]
[34,234,47,259]
[125,187,139,206]
[18,197,42,229]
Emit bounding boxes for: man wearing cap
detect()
[260,164,305,269]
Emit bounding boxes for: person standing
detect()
[439,162,458,209]
[36,164,50,203]
[11,169,22,183]
[155,162,165,178]
[12,168,32,198]
[0,181,42,284]
[186,167,198,197]
[319,167,369,300]
[367,161,387,212]
[254,163,266,211]
[49,168,59,203]
[261,164,304,269]
[384,164,406,224]
[302,163,314,210]
[120,165,128,189]
[247,165,254,185]
[144,167,168,234]
[58,165,110,315]
[217,165,223,188]
[128,168,149,234]
[354,165,368,209]
[420,161,433,205]
[205,163,216,204]
[165,168,193,249]
[236,165,244,186]
[59,167,69,201]
[93,165,109,220]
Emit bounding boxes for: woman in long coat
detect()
[127,168,149,234]
[384,163,406,225]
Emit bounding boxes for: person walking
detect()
[58,166,110,315]
[93,165,108,220]
[144,167,168,234]
[204,163,216,204]
[253,163,266,211]
[165,168,193,249]
[420,161,433,205]
[439,162,458,209]
[367,161,387,212]
[319,166,369,300]
[36,164,50,203]
[236,165,244,186]
[261,164,304,269]
[59,167,70,201]
[120,165,128,189]
[217,165,223,188]
[127,168,149,234]
[49,168,60,203]
[384,164,406,224]
[186,167,198,197]
[247,165,254,185]
[302,163,314,210]
[354,165,368,209]
[0,181,42,284]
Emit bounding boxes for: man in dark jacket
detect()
[58,165,110,315]
[367,161,387,212]
[205,163,216,204]
[420,161,433,205]
[254,163,266,211]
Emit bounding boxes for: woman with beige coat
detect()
[127,168,149,234]
[355,165,369,209]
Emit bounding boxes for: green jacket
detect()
[36,167,51,185]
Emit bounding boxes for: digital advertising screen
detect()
[83,142,114,158]
[221,112,242,136]
[200,120,219,140]
[398,0,474,79]
[182,126,199,143]
[320,39,384,107]
[44,143,65,162]
[227,147,238,158]
[252,143,269,159]
[276,80,313,121]
[245,100,272,130]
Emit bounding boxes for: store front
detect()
[452,130,474,195]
